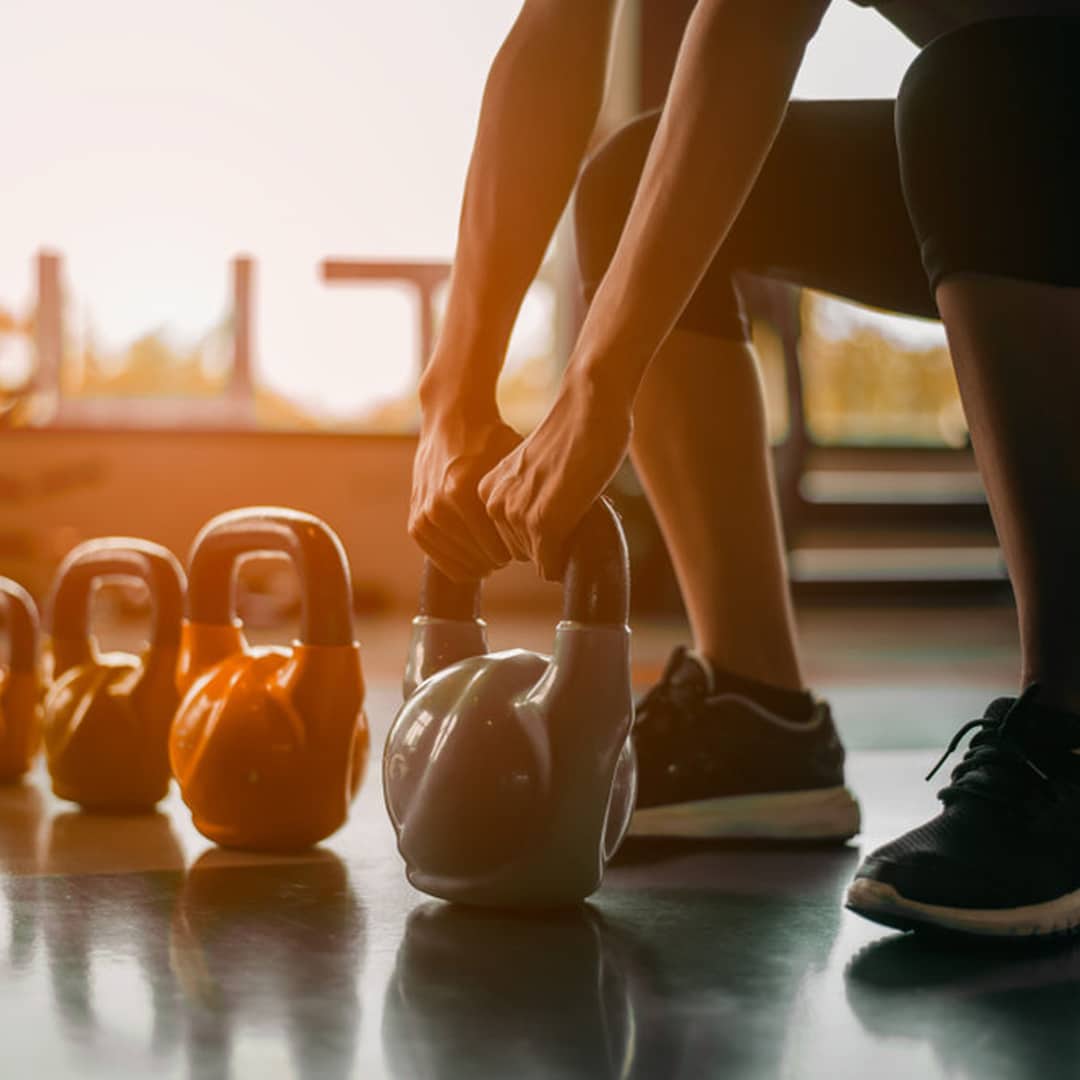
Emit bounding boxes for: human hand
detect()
[478,369,632,581]
[408,394,522,583]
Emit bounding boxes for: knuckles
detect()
[442,472,471,502]
[476,471,500,508]
[480,484,506,520]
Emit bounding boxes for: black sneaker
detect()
[629,647,861,841]
[846,687,1080,939]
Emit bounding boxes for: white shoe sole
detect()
[628,785,861,841]
[846,877,1080,939]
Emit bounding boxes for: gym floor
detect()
[6,604,1072,1080]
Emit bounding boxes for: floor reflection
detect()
[846,931,1080,1080]
[1,780,47,972]
[0,784,367,1079]
[384,903,640,1079]
[384,846,859,1079]
[1,805,187,1071]
[174,849,366,1080]
[19,747,1080,1079]
[601,852,857,1078]
[0,777,48,868]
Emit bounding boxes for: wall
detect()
[0,429,562,613]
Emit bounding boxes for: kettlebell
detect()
[0,578,41,783]
[42,539,185,810]
[170,507,369,852]
[384,497,637,908]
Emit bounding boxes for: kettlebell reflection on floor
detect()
[383,850,855,1080]
[383,902,642,1080]
[0,779,48,972]
[174,849,366,1080]
[37,810,186,1057]
[0,797,367,1078]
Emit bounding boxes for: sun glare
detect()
[0,1,919,424]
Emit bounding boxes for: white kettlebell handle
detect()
[418,496,629,625]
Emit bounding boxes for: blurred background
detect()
[0,0,1009,661]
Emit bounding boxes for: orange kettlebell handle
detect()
[1,577,39,673]
[48,539,186,677]
[186,507,354,647]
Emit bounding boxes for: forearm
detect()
[420,1,614,417]
[570,0,829,404]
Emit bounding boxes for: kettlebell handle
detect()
[186,507,354,647]
[48,540,185,648]
[419,497,629,625]
[0,578,39,673]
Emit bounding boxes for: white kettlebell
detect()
[384,498,637,907]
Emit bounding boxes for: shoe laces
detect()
[925,686,1053,806]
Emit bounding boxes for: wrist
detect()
[567,300,655,409]
[418,359,499,424]
[565,347,640,416]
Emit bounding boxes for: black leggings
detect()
[574,17,1080,343]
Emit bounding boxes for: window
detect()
[0,1,522,432]
[800,290,967,448]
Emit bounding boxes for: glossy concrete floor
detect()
[6,608,1075,1080]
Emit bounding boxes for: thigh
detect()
[715,99,938,321]
[897,16,1080,294]
[576,99,939,333]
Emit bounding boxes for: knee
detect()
[573,113,659,298]
[573,110,750,341]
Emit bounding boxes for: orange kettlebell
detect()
[170,507,368,852]
[0,578,42,783]
[43,539,186,811]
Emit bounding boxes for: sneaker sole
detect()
[628,785,861,841]
[846,877,1080,939]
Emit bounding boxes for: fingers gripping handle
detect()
[186,508,354,648]
[48,540,186,648]
[418,497,629,626]
[0,578,39,673]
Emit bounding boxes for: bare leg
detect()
[631,328,804,691]
[936,275,1080,713]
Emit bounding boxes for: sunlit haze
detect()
[0,1,920,418]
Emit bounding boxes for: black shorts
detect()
[575,16,1080,342]
[899,16,1080,293]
